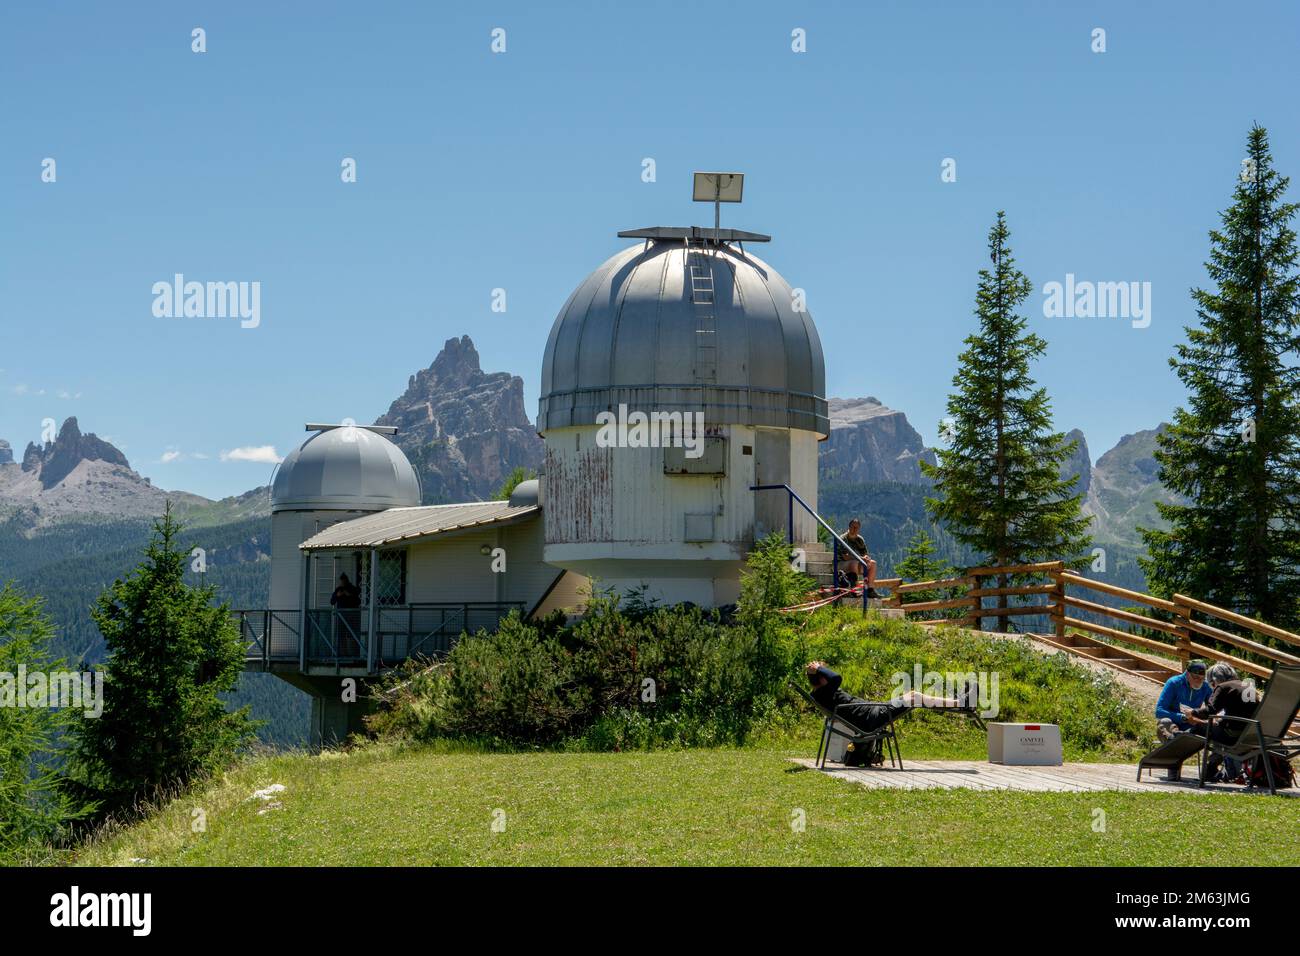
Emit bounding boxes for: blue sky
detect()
[2,0,1297,499]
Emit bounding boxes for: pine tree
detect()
[493,466,538,501]
[0,584,90,859]
[921,212,1092,631]
[895,529,953,584]
[69,504,255,814]
[1140,126,1300,629]
[895,529,964,621]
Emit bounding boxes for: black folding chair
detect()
[1197,663,1300,796]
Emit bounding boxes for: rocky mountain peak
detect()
[426,335,483,390]
[1060,427,1092,496]
[376,336,543,502]
[0,416,200,524]
[20,416,131,489]
[820,397,937,484]
[0,439,12,465]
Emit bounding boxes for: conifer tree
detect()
[0,584,90,858]
[895,529,965,621]
[922,212,1092,631]
[69,504,255,814]
[895,529,953,584]
[1140,126,1300,629]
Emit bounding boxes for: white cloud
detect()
[221,445,282,464]
[160,450,182,463]
[11,384,28,395]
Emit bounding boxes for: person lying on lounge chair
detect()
[805,661,975,734]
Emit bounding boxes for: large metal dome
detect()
[539,238,828,436]
[271,425,422,513]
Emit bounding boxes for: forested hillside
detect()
[0,511,308,746]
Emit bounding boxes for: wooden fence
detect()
[875,561,1300,678]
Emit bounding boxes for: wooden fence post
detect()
[967,572,983,631]
[1173,597,1192,667]
[1051,563,1066,640]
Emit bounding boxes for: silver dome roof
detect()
[271,425,422,513]
[539,239,828,436]
[508,478,540,507]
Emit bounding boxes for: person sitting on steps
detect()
[1153,659,1212,781]
[836,518,878,598]
[1155,660,1211,742]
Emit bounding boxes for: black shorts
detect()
[841,700,907,734]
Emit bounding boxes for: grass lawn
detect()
[73,745,1299,867]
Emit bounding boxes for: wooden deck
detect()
[791,758,1299,797]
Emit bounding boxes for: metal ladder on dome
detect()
[684,236,717,385]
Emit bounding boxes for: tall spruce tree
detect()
[921,212,1092,631]
[0,584,91,859]
[1140,126,1300,629]
[69,505,255,814]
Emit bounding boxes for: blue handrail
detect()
[750,483,872,612]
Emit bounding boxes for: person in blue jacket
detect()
[1155,660,1211,741]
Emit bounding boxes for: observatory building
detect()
[268,423,423,614]
[244,174,829,746]
[247,422,585,746]
[538,222,829,606]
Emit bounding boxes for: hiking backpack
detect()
[1245,752,1295,789]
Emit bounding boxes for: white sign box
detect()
[987,723,1063,766]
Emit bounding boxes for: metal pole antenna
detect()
[714,179,720,243]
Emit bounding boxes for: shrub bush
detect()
[371,546,1152,760]
[371,589,796,749]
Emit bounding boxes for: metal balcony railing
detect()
[234,602,525,671]
[750,482,872,612]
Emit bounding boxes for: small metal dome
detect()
[508,478,539,508]
[271,425,422,513]
[539,238,828,436]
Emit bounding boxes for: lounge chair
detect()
[1198,663,1300,796]
[790,682,986,770]
[1135,731,1207,781]
[790,682,903,770]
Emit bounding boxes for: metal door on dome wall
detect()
[753,428,792,542]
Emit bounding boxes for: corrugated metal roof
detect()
[299,501,539,550]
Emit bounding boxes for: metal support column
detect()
[299,552,310,670]
[367,548,379,673]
